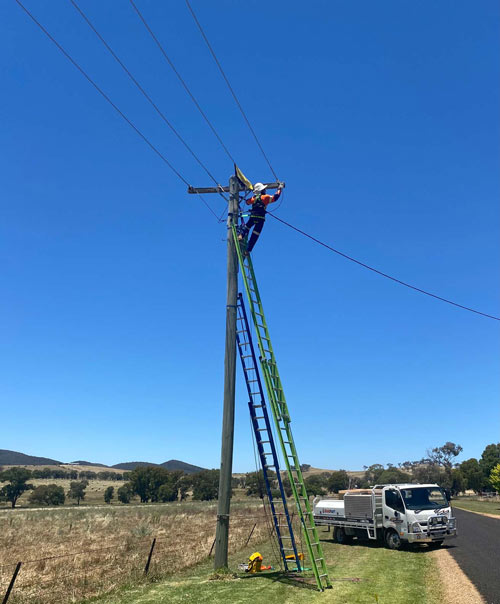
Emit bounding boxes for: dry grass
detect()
[0,501,270,603]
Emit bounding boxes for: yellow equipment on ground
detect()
[248,552,263,573]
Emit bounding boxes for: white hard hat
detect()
[253,183,267,193]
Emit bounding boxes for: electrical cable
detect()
[185,0,279,181]
[14,0,221,222]
[129,0,238,170]
[70,0,227,197]
[269,214,500,321]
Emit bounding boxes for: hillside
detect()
[69,460,109,468]
[160,459,204,474]
[0,449,62,466]
[111,461,160,471]
[112,460,205,473]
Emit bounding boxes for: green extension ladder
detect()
[233,226,331,591]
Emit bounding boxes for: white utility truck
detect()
[313,483,457,549]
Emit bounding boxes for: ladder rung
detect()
[319,574,328,578]
[315,558,324,562]
[260,440,270,444]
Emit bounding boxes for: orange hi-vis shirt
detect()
[246,190,281,215]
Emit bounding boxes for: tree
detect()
[0,468,34,508]
[29,484,65,506]
[377,468,411,485]
[68,480,88,505]
[489,464,500,494]
[480,444,500,485]
[282,476,292,497]
[245,471,276,498]
[158,483,177,502]
[179,475,191,501]
[300,464,311,472]
[428,442,463,469]
[412,462,444,486]
[117,484,133,504]
[327,470,350,493]
[104,486,114,504]
[459,458,486,493]
[305,474,327,496]
[191,469,220,501]
[363,464,385,486]
[126,467,182,503]
[450,469,465,496]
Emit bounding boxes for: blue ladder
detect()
[236,293,301,572]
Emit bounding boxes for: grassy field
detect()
[0,464,128,508]
[91,532,443,604]
[452,497,500,516]
[0,500,269,603]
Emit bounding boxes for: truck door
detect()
[383,489,405,536]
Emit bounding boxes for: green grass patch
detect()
[452,498,500,516]
[90,531,442,604]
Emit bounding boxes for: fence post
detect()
[245,523,257,547]
[144,538,156,576]
[208,537,216,557]
[2,562,21,604]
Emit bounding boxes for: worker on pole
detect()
[238,182,282,255]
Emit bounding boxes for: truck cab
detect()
[313,483,457,549]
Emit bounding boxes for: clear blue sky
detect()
[1,1,498,472]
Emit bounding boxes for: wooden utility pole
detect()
[188,174,283,569]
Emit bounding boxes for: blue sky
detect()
[1,0,498,472]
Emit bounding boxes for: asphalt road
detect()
[446,508,500,604]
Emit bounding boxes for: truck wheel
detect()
[333,527,352,545]
[385,529,402,550]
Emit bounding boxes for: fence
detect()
[0,513,271,604]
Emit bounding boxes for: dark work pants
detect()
[242,215,265,253]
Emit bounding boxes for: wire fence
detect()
[0,513,271,604]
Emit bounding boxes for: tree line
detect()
[360,442,500,495]
[28,468,128,481]
[1,443,499,508]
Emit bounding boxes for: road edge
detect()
[432,548,485,604]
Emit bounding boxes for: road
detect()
[447,507,500,604]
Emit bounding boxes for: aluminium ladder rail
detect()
[232,225,331,591]
[236,293,301,572]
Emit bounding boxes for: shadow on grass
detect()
[319,536,456,553]
[237,570,319,591]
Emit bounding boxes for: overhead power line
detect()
[129,0,237,168]
[269,214,500,321]
[185,0,279,181]
[69,0,226,196]
[15,0,221,221]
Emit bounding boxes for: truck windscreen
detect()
[399,487,448,511]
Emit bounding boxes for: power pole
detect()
[188,173,283,569]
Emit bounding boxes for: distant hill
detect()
[111,461,160,471]
[161,460,204,474]
[112,460,205,473]
[0,449,62,466]
[69,460,109,468]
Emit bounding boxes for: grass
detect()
[452,497,500,516]
[89,531,443,604]
[0,500,269,603]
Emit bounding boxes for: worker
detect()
[238,182,282,254]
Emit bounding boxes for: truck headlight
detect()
[411,522,422,533]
